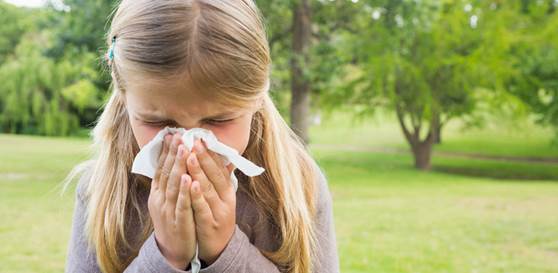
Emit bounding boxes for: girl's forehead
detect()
[124,77,250,119]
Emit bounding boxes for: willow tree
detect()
[0,2,32,64]
[0,1,109,136]
[0,33,100,136]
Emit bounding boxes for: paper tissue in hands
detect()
[130,126,265,272]
[131,126,265,190]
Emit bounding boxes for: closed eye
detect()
[205,118,234,125]
[140,118,234,127]
[141,120,174,127]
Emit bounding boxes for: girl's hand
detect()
[186,139,237,265]
[147,133,197,270]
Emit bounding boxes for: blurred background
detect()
[0,0,557,272]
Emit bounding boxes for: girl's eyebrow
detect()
[204,111,238,119]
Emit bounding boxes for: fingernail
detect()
[181,174,188,186]
[177,145,184,157]
[189,154,197,166]
[192,181,199,193]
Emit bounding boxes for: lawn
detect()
[0,114,557,273]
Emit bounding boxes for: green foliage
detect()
[0,2,34,64]
[503,2,558,142]
[254,0,293,117]
[61,79,101,113]
[256,0,356,116]
[324,0,500,129]
[0,31,102,136]
[46,0,117,60]
[0,1,111,136]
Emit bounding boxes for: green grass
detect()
[312,110,558,160]
[432,156,558,180]
[312,149,558,273]
[436,118,558,159]
[0,134,91,273]
[1,114,557,273]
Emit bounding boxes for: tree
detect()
[257,0,357,145]
[505,1,558,143]
[0,1,36,64]
[46,0,116,60]
[0,2,105,136]
[325,0,504,169]
[289,0,313,144]
[0,32,100,135]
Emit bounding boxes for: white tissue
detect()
[130,126,265,272]
[131,126,265,181]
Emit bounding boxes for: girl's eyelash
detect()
[141,118,234,126]
[143,120,171,126]
[206,118,234,124]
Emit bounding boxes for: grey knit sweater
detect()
[64,166,339,273]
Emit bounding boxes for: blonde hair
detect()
[62,1,322,273]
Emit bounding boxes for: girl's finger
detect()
[226,163,236,176]
[203,140,229,179]
[193,140,231,201]
[190,180,215,228]
[175,174,195,230]
[165,144,189,211]
[152,133,172,191]
[159,133,181,197]
[187,152,222,212]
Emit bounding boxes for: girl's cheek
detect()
[131,121,163,149]
[208,122,251,155]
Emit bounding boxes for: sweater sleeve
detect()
[64,171,194,273]
[197,166,340,273]
[196,224,281,273]
[311,167,340,273]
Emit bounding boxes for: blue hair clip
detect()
[108,36,116,61]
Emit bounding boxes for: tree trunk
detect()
[290,0,312,145]
[411,140,434,170]
[395,105,435,170]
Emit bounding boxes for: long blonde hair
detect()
[62,1,321,273]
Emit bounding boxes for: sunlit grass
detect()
[310,110,558,159]
[312,149,558,273]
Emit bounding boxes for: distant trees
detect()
[0,2,29,64]
[1,0,557,169]
[0,1,112,135]
[257,0,351,145]
[0,32,100,135]
[505,1,558,144]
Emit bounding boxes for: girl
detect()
[63,1,339,273]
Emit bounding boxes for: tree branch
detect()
[396,104,415,145]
